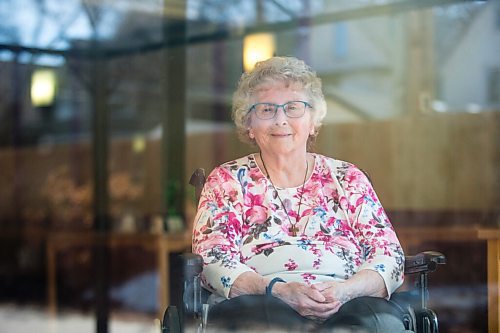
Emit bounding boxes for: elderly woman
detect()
[192,57,406,332]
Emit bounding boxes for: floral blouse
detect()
[192,153,404,299]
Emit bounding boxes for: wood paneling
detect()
[0,112,498,228]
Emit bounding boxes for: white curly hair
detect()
[232,56,327,147]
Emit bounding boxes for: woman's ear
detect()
[309,125,316,136]
[248,128,255,139]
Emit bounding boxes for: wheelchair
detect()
[162,168,446,333]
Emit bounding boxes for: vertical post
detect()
[91,47,110,333]
[404,9,435,115]
[162,18,187,222]
[9,52,21,147]
[297,0,311,63]
[10,53,22,223]
[419,272,429,309]
[486,239,499,333]
[160,0,187,311]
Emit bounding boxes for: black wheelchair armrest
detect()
[180,253,204,315]
[180,253,203,282]
[404,251,446,275]
[162,253,204,333]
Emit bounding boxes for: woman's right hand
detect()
[272,282,341,321]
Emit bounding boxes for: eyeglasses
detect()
[248,101,312,120]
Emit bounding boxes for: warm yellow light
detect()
[132,135,146,153]
[243,33,275,72]
[31,69,57,107]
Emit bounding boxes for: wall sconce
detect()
[31,69,57,107]
[243,33,275,72]
[132,134,146,154]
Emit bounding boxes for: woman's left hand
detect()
[310,281,351,312]
[310,269,388,313]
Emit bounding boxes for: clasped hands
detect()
[272,280,351,322]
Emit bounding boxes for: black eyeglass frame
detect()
[248,101,313,120]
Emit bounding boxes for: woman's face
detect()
[247,82,315,155]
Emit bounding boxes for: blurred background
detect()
[0,0,498,332]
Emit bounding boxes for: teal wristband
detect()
[266,277,286,296]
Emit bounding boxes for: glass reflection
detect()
[0,1,497,333]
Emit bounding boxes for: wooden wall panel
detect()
[0,112,497,228]
[317,112,499,211]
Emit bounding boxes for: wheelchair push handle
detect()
[182,253,204,275]
[404,251,446,275]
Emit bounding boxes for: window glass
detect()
[0,1,497,332]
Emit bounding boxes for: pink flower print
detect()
[284,259,298,271]
[345,168,364,186]
[312,170,333,186]
[323,186,339,202]
[245,205,267,225]
[225,211,243,234]
[245,192,264,207]
[193,234,228,253]
[339,196,349,210]
[301,182,319,199]
[251,241,278,255]
[311,247,322,256]
[228,189,239,202]
[325,217,337,229]
[301,273,317,285]
[221,182,238,202]
[248,167,266,183]
[244,192,268,224]
[213,211,241,234]
[218,168,236,182]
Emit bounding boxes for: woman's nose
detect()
[274,106,288,125]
